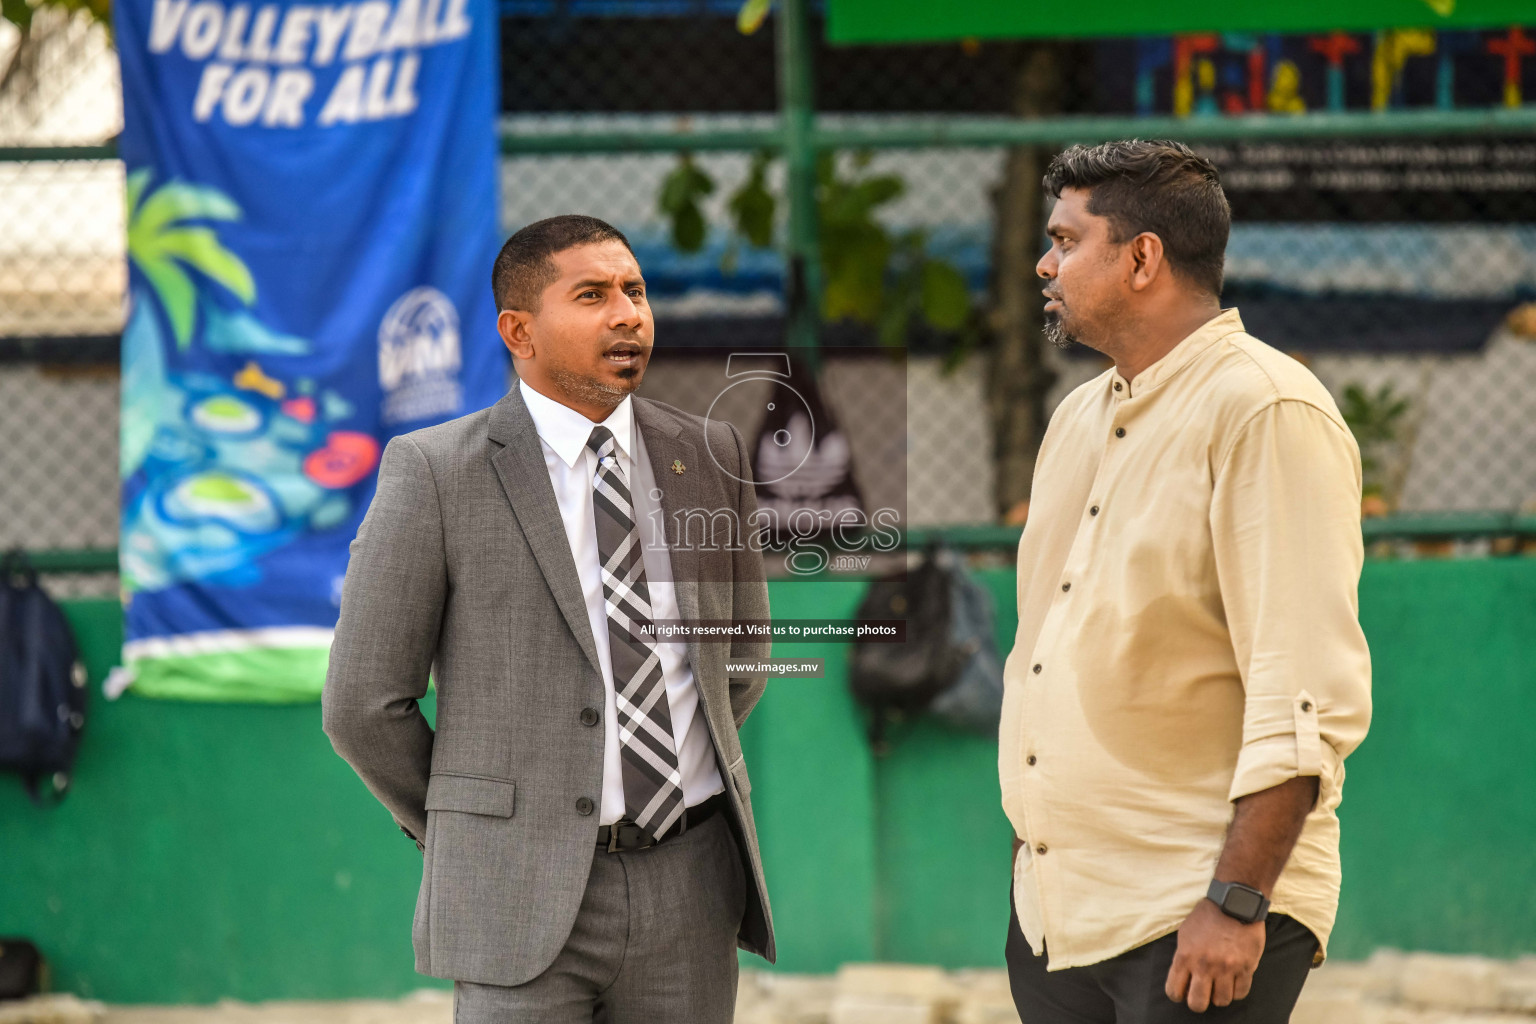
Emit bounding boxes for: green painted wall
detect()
[0,603,430,1003]
[2,560,1533,1002]
[1330,558,1536,958]
[739,581,877,973]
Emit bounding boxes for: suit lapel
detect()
[635,400,701,614]
[634,400,706,679]
[487,387,603,680]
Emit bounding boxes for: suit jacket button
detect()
[580,707,600,727]
[575,797,595,816]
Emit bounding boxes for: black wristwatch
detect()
[1206,879,1270,924]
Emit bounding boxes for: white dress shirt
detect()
[519,379,724,825]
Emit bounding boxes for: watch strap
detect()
[1206,879,1270,924]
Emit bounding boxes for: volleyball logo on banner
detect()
[379,287,463,425]
[114,0,504,700]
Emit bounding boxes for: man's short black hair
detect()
[1042,139,1230,296]
[492,214,634,312]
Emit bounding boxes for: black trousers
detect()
[1005,899,1318,1023]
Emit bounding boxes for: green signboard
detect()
[826,0,1536,44]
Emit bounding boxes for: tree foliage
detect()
[1341,382,1411,497]
[657,154,715,254]
[657,149,974,349]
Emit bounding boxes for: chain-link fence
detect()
[5,9,1536,592]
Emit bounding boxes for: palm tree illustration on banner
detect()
[120,168,379,595]
[126,168,256,348]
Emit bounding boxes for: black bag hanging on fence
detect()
[848,541,1004,750]
[0,551,87,802]
[925,554,1006,735]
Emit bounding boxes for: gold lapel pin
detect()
[671,459,686,476]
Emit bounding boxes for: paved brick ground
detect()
[4,953,1535,1024]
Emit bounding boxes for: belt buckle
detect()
[607,804,695,852]
[607,820,653,853]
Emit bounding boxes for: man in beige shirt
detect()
[1000,140,1372,1022]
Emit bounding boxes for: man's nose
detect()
[1036,249,1056,281]
[607,293,642,327]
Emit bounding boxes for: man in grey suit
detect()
[323,214,774,1021]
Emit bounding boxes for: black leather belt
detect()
[596,792,727,853]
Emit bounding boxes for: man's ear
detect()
[1127,232,1165,293]
[497,308,534,361]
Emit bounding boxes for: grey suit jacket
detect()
[322,386,775,986]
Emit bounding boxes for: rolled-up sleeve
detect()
[1209,399,1373,808]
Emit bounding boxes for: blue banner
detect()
[114,0,504,699]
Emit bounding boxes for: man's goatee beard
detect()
[1043,314,1074,350]
[549,366,641,408]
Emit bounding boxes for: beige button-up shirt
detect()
[999,308,1372,971]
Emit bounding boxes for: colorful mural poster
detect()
[114,0,506,699]
[1075,28,1536,353]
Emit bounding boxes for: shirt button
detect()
[1036,844,1048,855]
[1301,701,1313,712]
[1090,506,1100,517]
[580,707,600,727]
[575,797,594,816]
[1026,755,1037,766]
[1032,664,1042,674]
[1115,427,1126,438]
[1061,582,1071,592]
[1113,381,1123,392]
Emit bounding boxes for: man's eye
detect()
[580,290,600,299]
[628,289,646,299]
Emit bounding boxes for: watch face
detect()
[1226,887,1264,919]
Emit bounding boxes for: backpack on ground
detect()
[0,551,87,802]
[0,937,46,999]
[849,541,1004,750]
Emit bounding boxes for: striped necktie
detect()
[587,425,684,838]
